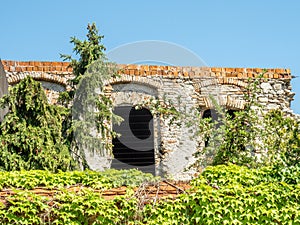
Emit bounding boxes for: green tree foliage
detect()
[0,77,74,171]
[60,22,106,99]
[194,75,300,169]
[60,23,121,166]
[62,23,106,82]
[261,110,300,165]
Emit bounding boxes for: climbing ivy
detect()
[0,169,158,190]
[1,164,300,224]
[192,73,300,169]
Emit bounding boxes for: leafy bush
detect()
[194,75,300,169]
[1,165,300,224]
[0,190,140,225]
[0,77,74,172]
[0,169,158,190]
[144,164,300,224]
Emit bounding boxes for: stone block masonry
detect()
[0,60,296,180]
[0,61,8,121]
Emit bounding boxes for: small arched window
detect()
[112,106,155,175]
[202,108,240,147]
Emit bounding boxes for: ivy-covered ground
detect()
[1,164,300,224]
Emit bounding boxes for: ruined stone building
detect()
[0,60,295,180]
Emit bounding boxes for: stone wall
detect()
[1,60,296,180]
[0,61,8,121]
[257,79,294,113]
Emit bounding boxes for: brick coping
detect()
[1,60,292,79]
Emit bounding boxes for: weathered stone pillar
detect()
[0,60,8,122]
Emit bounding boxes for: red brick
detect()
[53,62,63,67]
[140,65,149,71]
[225,68,234,72]
[167,71,173,76]
[34,62,42,66]
[43,62,52,66]
[134,69,140,76]
[246,72,251,77]
[269,69,275,73]
[225,72,232,77]
[129,69,134,75]
[237,73,243,78]
[275,68,284,73]
[61,62,70,67]
[211,67,221,72]
[254,68,263,73]
[151,70,157,75]
[126,65,135,70]
[149,65,158,70]
[19,62,28,66]
[236,68,244,72]
[43,66,50,71]
[55,66,62,72]
[7,60,15,66]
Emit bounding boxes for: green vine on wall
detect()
[192,73,300,170]
[135,96,181,126]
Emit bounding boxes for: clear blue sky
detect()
[1,1,300,113]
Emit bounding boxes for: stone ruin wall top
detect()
[2,60,292,84]
[0,60,296,180]
[1,60,294,110]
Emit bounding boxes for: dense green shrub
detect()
[0,77,74,172]
[194,75,300,169]
[1,165,300,224]
[0,169,158,190]
[144,164,300,224]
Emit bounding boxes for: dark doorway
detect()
[112,106,155,174]
[202,108,239,147]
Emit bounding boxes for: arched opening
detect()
[227,109,238,119]
[111,106,155,174]
[202,109,220,147]
[202,109,239,147]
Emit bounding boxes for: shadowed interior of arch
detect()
[202,108,238,147]
[111,106,155,174]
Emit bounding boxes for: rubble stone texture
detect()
[1,60,296,180]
